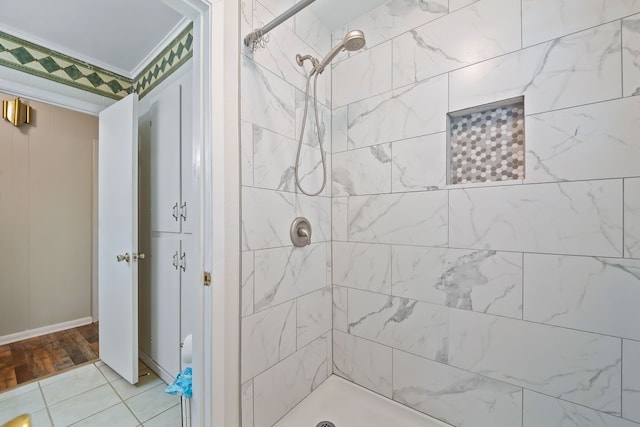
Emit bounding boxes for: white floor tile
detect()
[111,372,163,400]
[96,361,122,383]
[125,384,180,423]
[0,388,45,425]
[0,382,39,403]
[41,364,107,406]
[48,384,120,426]
[143,404,182,427]
[30,408,53,427]
[70,403,139,427]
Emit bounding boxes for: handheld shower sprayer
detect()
[294,30,366,196]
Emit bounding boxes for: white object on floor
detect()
[182,334,193,364]
[273,375,453,427]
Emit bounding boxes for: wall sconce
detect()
[2,97,32,127]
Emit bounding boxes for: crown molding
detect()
[130,16,191,78]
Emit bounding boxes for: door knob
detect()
[116,253,130,262]
[133,252,146,261]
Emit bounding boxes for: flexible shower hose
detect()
[294,70,327,196]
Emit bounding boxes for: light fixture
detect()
[2,97,32,127]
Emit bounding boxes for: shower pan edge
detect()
[272,375,453,427]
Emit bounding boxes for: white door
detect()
[98,93,140,385]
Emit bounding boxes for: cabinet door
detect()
[180,235,197,360]
[150,84,181,233]
[180,75,195,234]
[150,236,181,376]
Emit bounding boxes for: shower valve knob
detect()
[290,217,312,247]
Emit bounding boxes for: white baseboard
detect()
[139,351,176,385]
[0,317,94,346]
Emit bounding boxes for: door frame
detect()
[0,0,241,425]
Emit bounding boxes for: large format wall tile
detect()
[623,14,640,97]
[523,390,639,427]
[331,197,348,241]
[241,56,296,139]
[242,187,331,250]
[333,330,392,398]
[333,286,348,332]
[449,180,623,257]
[348,289,448,362]
[449,310,622,414]
[626,178,640,259]
[524,254,640,340]
[392,0,521,88]
[393,350,523,427]
[347,0,448,49]
[253,335,329,427]
[242,251,255,317]
[253,125,324,194]
[333,242,391,294]
[332,144,391,196]
[522,0,640,47]
[241,301,296,383]
[331,106,348,153]
[449,22,621,115]
[526,97,640,183]
[251,3,330,106]
[241,380,253,427]
[254,243,328,311]
[241,121,254,186]
[296,287,331,348]
[623,340,640,423]
[332,41,392,107]
[391,133,446,193]
[392,246,522,319]
[349,191,448,246]
[348,74,448,150]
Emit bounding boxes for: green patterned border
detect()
[0,22,193,100]
[135,23,193,99]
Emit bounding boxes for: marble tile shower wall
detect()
[240,1,333,427]
[331,0,640,426]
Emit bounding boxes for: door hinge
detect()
[203,271,212,286]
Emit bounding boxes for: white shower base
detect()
[274,375,452,427]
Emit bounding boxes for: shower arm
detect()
[244,0,316,51]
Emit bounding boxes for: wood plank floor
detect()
[0,322,99,392]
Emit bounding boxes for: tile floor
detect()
[0,360,181,426]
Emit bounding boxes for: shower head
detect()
[316,30,366,74]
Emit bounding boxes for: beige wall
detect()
[0,93,97,337]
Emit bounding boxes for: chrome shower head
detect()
[343,30,366,51]
[316,30,366,73]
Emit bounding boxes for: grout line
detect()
[621,339,624,418]
[345,284,638,342]
[37,382,55,426]
[621,19,625,97]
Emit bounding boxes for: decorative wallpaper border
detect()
[135,23,193,99]
[0,22,193,100]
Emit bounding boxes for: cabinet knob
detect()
[133,252,146,261]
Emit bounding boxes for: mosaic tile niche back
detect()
[449,98,525,184]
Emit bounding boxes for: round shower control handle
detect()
[290,217,312,247]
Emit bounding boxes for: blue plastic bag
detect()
[165,367,192,398]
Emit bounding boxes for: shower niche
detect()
[447,96,525,185]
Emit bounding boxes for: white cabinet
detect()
[140,71,197,379]
[150,79,194,234]
[150,236,182,376]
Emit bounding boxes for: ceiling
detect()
[0,0,384,78]
[0,0,185,77]
[307,0,389,30]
